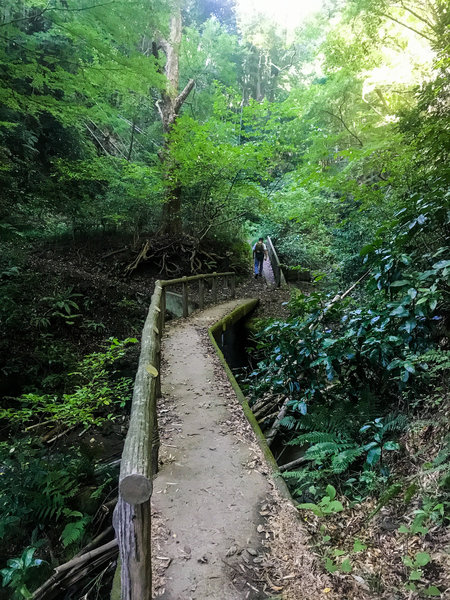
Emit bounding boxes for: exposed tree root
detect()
[124,234,225,277]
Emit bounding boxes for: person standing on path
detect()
[252,237,268,278]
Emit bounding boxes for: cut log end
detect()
[119,474,153,505]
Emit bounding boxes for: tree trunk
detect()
[155,5,194,235]
[162,185,183,235]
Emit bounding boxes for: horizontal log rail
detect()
[266,236,287,288]
[112,272,236,600]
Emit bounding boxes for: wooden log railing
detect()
[266,236,287,288]
[112,272,235,600]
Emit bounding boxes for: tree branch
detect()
[399,1,437,32]
[174,78,195,114]
[321,109,364,147]
[0,1,117,28]
[199,212,246,241]
[379,12,435,43]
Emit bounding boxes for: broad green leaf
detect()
[390,280,409,287]
[415,552,431,566]
[324,558,338,573]
[340,558,352,573]
[390,305,409,318]
[353,539,367,552]
[366,447,381,465]
[6,558,22,570]
[409,569,422,581]
[0,568,13,586]
[422,586,441,596]
[325,484,336,500]
[404,319,417,333]
[383,441,399,451]
[22,548,35,568]
[327,500,344,513]
[432,260,450,270]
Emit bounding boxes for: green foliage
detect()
[0,547,48,599]
[0,439,95,545]
[246,178,447,500]
[403,551,431,582]
[1,337,136,428]
[60,510,90,548]
[298,484,344,516]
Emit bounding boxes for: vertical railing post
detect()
[155,334,161,400]
[160,287,166,332]
[182,277,189,317]
[198,278,205,309]
[212,272,217,303]
[114,497,152,600]
[230,274,236,298]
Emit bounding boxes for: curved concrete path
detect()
[152,299,272,599]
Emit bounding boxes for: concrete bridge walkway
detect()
[150,299,332,600]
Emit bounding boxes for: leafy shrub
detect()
[0,547,48,600]
[1,337,136,429]
[245,192,448,500]
[0,439,95,546]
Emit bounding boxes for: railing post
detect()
[160,287,166,332]
[212,272,217,303]
[182,277,189,317]
[155,335,161,399]
[230,274,236,298]
[114,497,152,600]
[198,278,205,309]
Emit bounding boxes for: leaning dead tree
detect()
[153,3,194,235]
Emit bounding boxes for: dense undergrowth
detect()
[0,230,250,598]
[242,189,449,596]
[0,236,148,599]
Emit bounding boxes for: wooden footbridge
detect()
[111,241,293,599]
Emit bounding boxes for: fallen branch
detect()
[56,539,118,575]
[34,546,118,600]
[45,425,76,445]
[265,398,290,447]
[311,270,370,329]
[279,455,308,473]
[258,410,279,425]
[73,526,114,559]
[32,540,118,600]
[253,397,282,421]
[101,246,128,259]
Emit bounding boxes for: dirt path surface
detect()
[151,299,334,600]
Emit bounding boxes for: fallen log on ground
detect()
[279,455,308,472]
[32,539,118,600]
[265,398,290,447]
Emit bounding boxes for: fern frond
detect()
[289,431,341,446]
[382,413,408,434]
[61,516,90,548]
[331,447,363,473]
[280,416,296,430]
[305,441,355,460]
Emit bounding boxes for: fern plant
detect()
[61,510,91,548]
[0,439,95,546]
[282,412,406,498]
